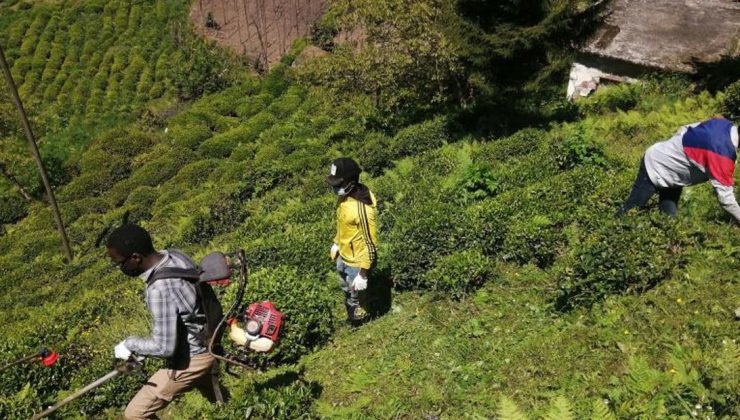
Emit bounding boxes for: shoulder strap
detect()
[147,249,202,286]
[149,267,201,284]
[167,248,199,268]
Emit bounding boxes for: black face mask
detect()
[120,264,145,277]
[114,254,145,277]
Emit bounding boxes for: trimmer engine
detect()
[244,301,283,342]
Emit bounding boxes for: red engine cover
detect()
[245,301,283,342]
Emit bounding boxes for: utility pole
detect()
[0,44,73,262]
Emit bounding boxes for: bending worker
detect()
[106,224,225,419]
[326,157,379,325]
[617,117,740,221]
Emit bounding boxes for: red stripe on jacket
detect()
[684,147,736,186]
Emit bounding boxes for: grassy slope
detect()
[163,86,738,419]
[0,2,737,417]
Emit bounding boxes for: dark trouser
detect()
[617,157,682,217]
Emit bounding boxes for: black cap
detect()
[326,157,361,187]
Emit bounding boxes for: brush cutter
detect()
[31,357,143,420]
[0,348,57,373]
[207,249,283,370]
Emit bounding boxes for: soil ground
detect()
[190,0,326,69]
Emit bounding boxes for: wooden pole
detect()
[0,43,73,262]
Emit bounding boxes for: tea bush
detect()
[557,215,686,310]
[424,250,495,299]
[552,128,608,170]
[0,2,735,414]
[0,193,27,225]
[578,82,643,114]
[471,128,544,163]
[501,214,564,268]
[387,200,463,290]
[197,369,321,419]
[390,116,449,159]
[720,79,740,121]
[168,122,214,150]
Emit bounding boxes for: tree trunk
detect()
[0,162,33,202]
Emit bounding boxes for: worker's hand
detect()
[248,337,274,353]
[330,243,339,260]
[114,341,132,360]
[351,272,368,291]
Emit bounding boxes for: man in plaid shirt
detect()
[106,224,223,419]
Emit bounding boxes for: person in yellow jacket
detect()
[326,157,378,324]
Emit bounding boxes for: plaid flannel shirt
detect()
[124,251,207,358]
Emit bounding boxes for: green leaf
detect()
[543,395,573,420]
[590,398,616,420]
[497,396,528,420]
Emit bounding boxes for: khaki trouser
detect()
[124,352,221,419]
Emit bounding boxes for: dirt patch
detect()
[190,0,327,70]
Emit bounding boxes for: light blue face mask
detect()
[332,186,349,196]
[333,183,354,196]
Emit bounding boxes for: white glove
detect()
[330,243,339,260]
[351,272,368,291]
[248,337,274,353]
[114,341,132,360]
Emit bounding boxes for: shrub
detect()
[244,221,333,277]
[107,146,196,205]
[171,37,242,100]
[234,93,273,119]
[355,131,393,176]
[557,215,686,310]
[552,128,608,170]
[472,128,544,163]
[198,126,254,158]
[462,197,514,257]
[168,122,213,150]
[391,116,449,159]
[178,191,246,245]
[501,214,564,268]
[455,162,500,203]
[60,197,110,223]
[720,79,740,122]
[201,370,321,419]
[578,83,642,114]
[266,87,305,118]
[387,200,463,290]
[424,250,494,299]
[0,194,27,225]
[167,160,218,186]
[78,151,129,180]
[124,186,160,221]
[59,172,117,201]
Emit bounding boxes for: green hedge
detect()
[387,200,462,290]
[557,215,687,310]
[424,250,495,299]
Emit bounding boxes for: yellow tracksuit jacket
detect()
[333,192,378,269]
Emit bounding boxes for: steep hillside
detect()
[0,0,738,419]
[0,0,243,226]
[161,78,739,419]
